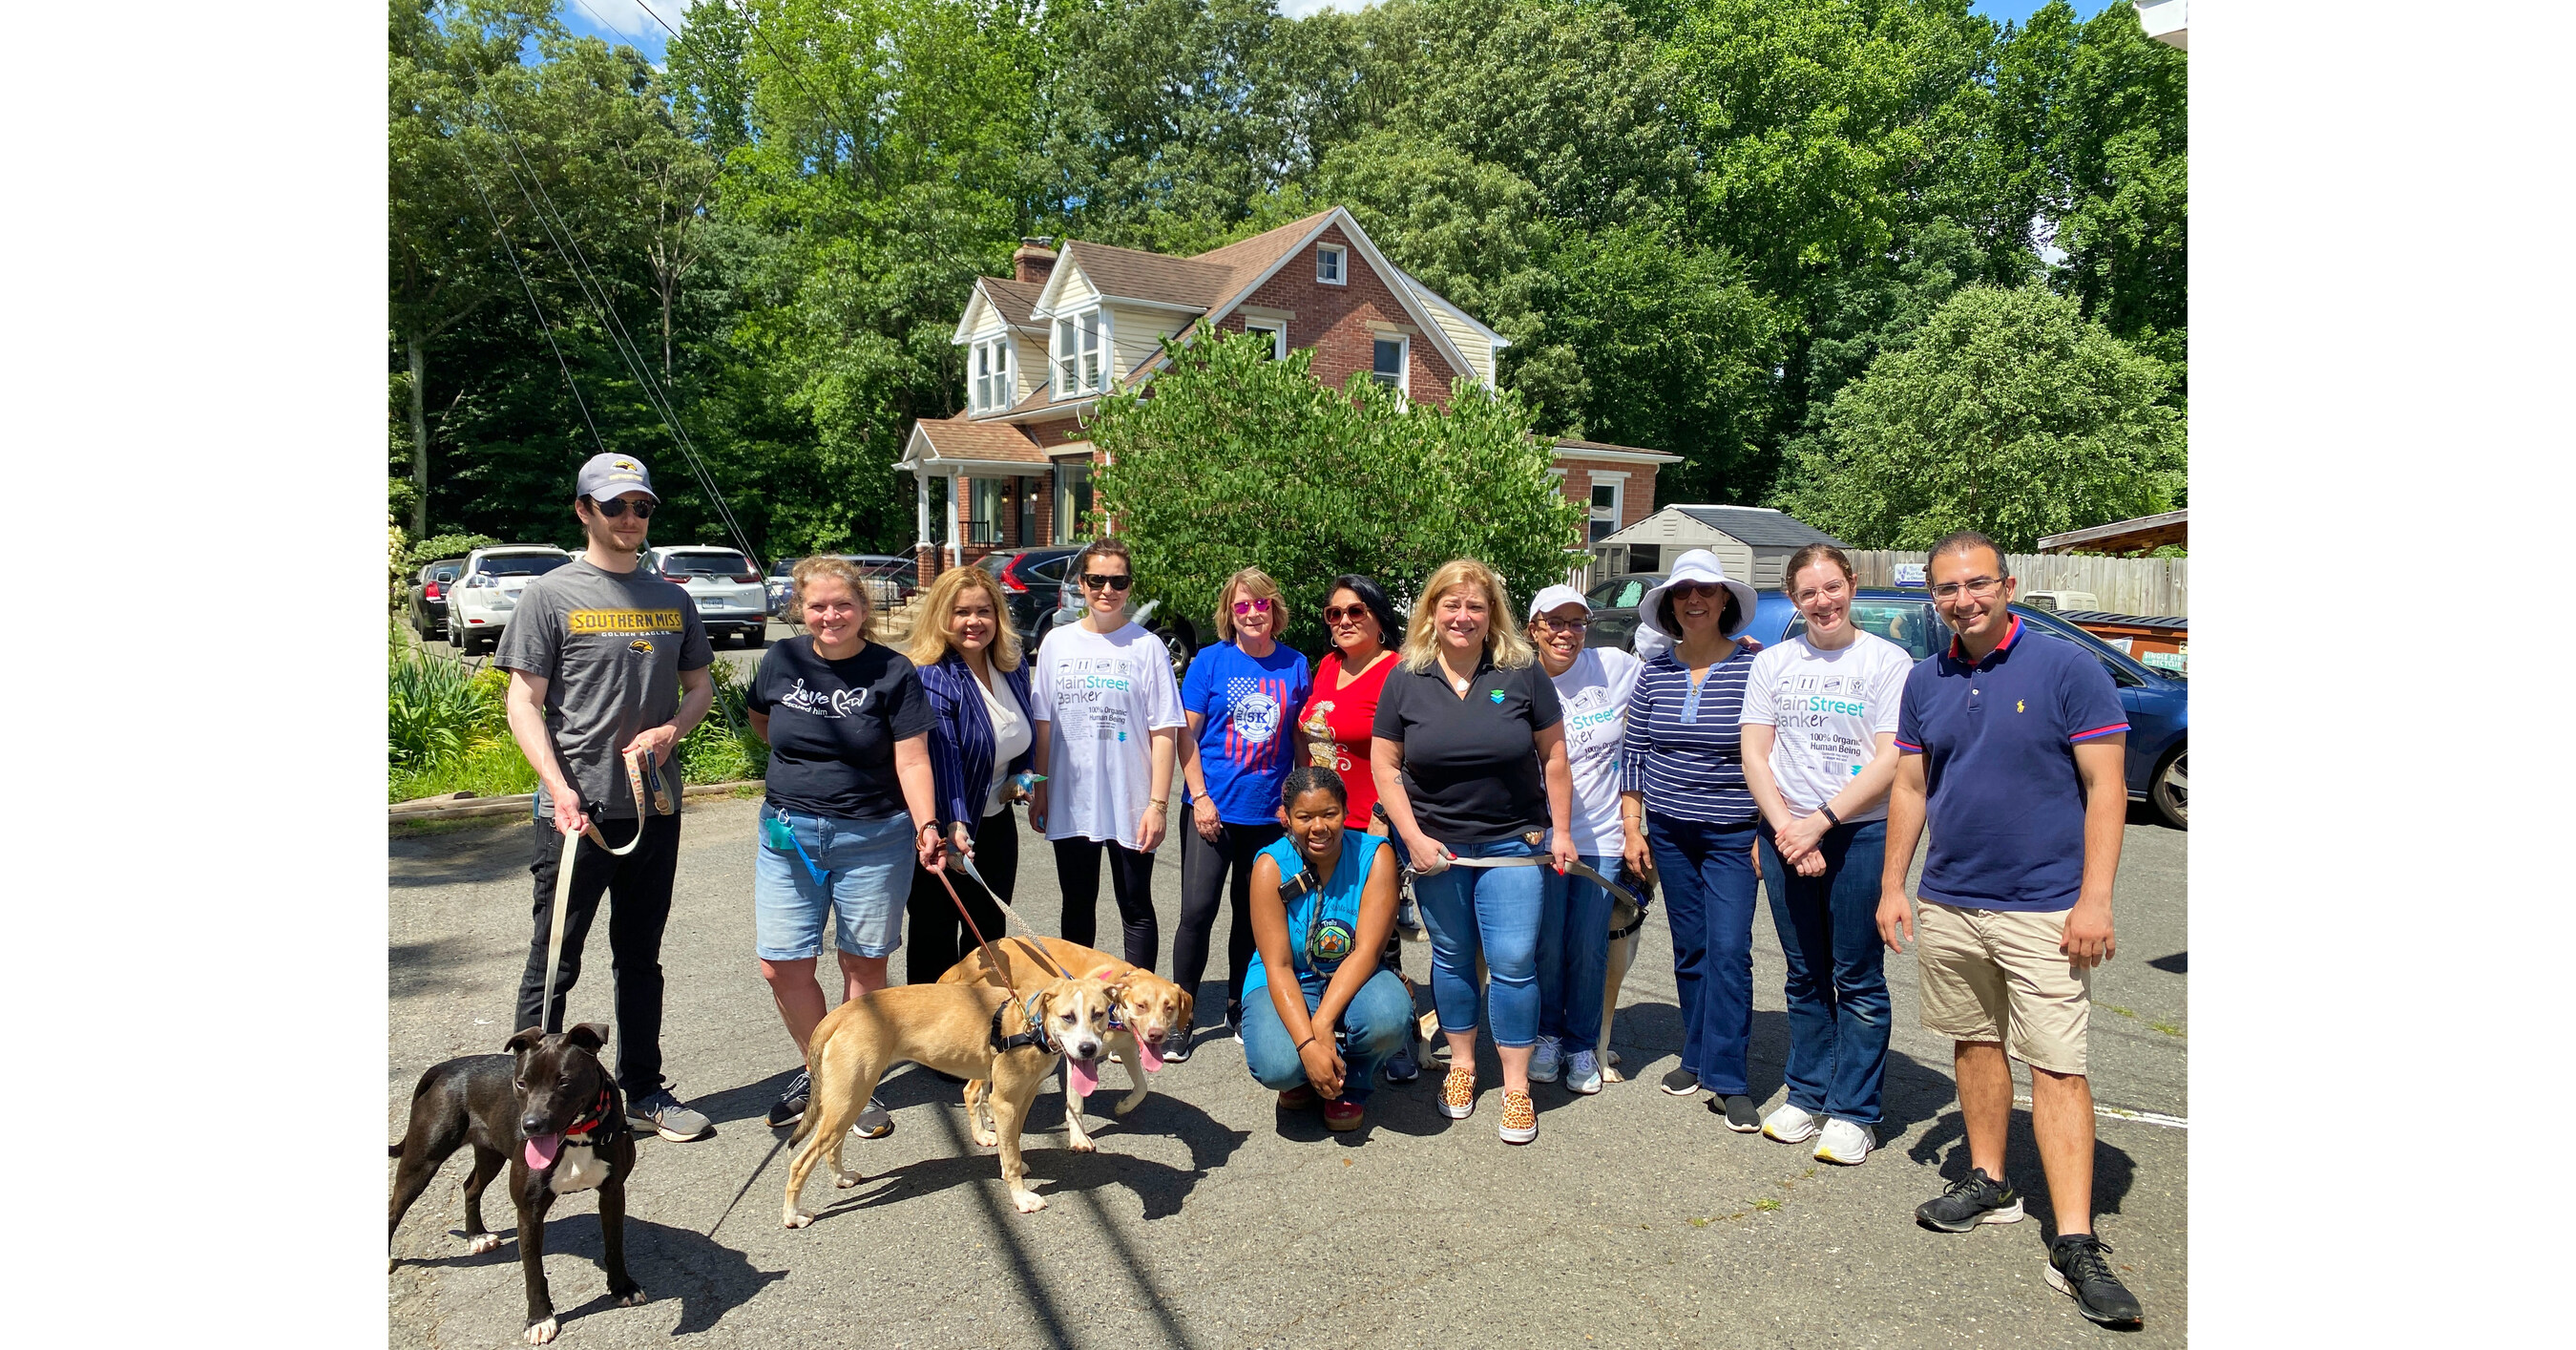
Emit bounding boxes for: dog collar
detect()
[560,1084,619,1143]
[990,1001,1052,1054]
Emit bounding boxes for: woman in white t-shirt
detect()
[1029,538,1185,972]
[1739,544,1912,1167]
[1523,585,1643,1096]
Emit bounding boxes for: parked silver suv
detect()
[446,546,573,654]
[646,546,769,648]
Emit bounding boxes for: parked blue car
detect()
[1779,589,2187,830]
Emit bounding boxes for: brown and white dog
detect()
[940,937,1193,1151]
[784,975,1117,1222]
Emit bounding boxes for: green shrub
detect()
[389,736,540,803]
[681,659,768,785]
[389,647,487,769]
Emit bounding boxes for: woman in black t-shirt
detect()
[744,557,941,1135]
[1371,558,1575,1146]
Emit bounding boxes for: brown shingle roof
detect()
[1061,242,1234,310]
[914,416,1048,466]
[978,277,1049,333]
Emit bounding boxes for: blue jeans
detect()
[752,807,914,960]
[1538,852,1620,1053]
[1647,813,1760,1095]
[1241,967,1414,1107]
[1411,835,1549,1047]
[1759,820,1892,1126]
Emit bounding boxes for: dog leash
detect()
[943,849,1074,980]
[538,749,675,1034]
[1401,830,1645,911]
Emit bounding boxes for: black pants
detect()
[1054,835,1160,972]
[905,808,1019,983]
[1173,821,1285,1020]
[517,812,681,1099]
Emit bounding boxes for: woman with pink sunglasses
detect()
[1169,566,1314,1058]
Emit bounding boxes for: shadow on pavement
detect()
[390,823,534,889]
[1904,1107,2139,1242]
[390,937,487,1001]
[2147,951,2186,974]
[400,1214,785,1338]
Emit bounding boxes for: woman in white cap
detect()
[1617,548,1768,1131]
[1522,583,1643,1095]
[1739,543,1909,1165]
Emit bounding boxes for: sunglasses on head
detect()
[591,496,656,519]
[1320,604,1372,624]
[1081,573,1133,591]
[1231,597,1273,615]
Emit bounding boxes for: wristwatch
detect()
[1818,804,1842,827]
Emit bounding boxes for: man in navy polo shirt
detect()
[1876,531,2143,1327]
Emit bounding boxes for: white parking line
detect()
[2015,1097,2189,1129]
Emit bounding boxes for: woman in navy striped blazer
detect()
[902,563,1038,983]
[1619,549,1769,1133]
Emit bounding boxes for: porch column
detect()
[947,469,964,569]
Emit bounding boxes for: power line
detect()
[459,152,611,458]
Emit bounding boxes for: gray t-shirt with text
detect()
[494,558,714,820]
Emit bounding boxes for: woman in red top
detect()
[1296,573,1419,1083]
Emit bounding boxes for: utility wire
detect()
[460,153,611,458]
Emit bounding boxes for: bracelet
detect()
[1295,1035,1316,1052]
[1819,804,1842,827]
[1150,796,1169,807]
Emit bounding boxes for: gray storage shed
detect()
[1597,505,1846,590]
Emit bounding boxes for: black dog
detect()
[388,1023,645,1344]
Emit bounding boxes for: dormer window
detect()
[1372,335,1408,397]
[1055,308,1108,396]
[1315,244,1346,285]
[971,336,1013,412]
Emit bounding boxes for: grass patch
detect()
[2148,1020,2185,1038]
[1753,1197,1782,1212]
[2106,1005,2137,1019]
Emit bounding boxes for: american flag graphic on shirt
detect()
[1224,675,1291,770]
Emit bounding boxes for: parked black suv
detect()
[406,559,466,641]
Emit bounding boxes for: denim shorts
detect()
[753,806,915,960]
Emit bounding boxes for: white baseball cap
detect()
[1527,584,1590,619]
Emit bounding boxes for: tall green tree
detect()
[1779,283,2182,551]
[1090,327,1586,647]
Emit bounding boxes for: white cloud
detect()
[565,0,695,44]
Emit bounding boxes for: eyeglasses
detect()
[1928,576,2004,601]
[1791,580,1850,604]
[1231,597,1273,615]
[592,496,657,519]
[1321,604,1372,625]
[1529,614,1587,631]
[1081,573,1133,591]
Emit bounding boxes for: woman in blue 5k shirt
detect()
[1172,567,1312,1057]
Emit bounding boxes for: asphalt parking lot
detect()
[389,799,2187,1347]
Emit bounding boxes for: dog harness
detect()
[988,991,1056,1055]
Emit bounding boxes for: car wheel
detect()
[1162,623,1196,684]
[2150,745,2187,830]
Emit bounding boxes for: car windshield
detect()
[663,553,751,576]
[478,554,568,578]
[1588,576,1659,609]
[1785,600,1942,660]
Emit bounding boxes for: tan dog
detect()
[783,975,1116,1223]
[941,937,1194,1151]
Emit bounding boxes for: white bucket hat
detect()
[1634,550,1759,661]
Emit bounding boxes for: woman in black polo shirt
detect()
[1372,559,1576,1145]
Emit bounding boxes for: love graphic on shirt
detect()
[780,678,869,719]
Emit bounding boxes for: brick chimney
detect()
[1012,236,1057,286]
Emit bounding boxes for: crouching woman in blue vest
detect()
[1241,765,1412,1132]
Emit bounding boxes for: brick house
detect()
[897,206,1680,581]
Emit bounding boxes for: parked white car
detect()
[646,545,770,648]
[446,546,574,655]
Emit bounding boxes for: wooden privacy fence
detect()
[1846,550,2188,618]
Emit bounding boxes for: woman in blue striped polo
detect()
[1619,549,1768,1132]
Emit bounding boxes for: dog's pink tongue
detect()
[1137,1039,1165,1072]
[1067,1057,1100,1097]
[524,1133,562,1170]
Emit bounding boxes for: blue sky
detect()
[556,0,2123,68]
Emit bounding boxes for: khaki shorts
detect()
[1916,900,2091,1076]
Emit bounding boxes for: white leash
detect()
[538,749,677,1034]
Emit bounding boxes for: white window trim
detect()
[1315,244,1347,285]
[972,335,1014,412]
[1370,332,1409,399]
[1053,307,1112,397]
[1243,319,1286,359]
[1586,472,1626,541]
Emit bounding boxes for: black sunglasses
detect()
[591,496,657,519]
[1081,573,1133,591]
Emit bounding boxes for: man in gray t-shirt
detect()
[496,452,718,1141]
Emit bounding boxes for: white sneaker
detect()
[1815,1117,1875,1165]
[1529,1035,1563,1083]
[1762,1102,1822,1144]
[1563,1049,1602,1094]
